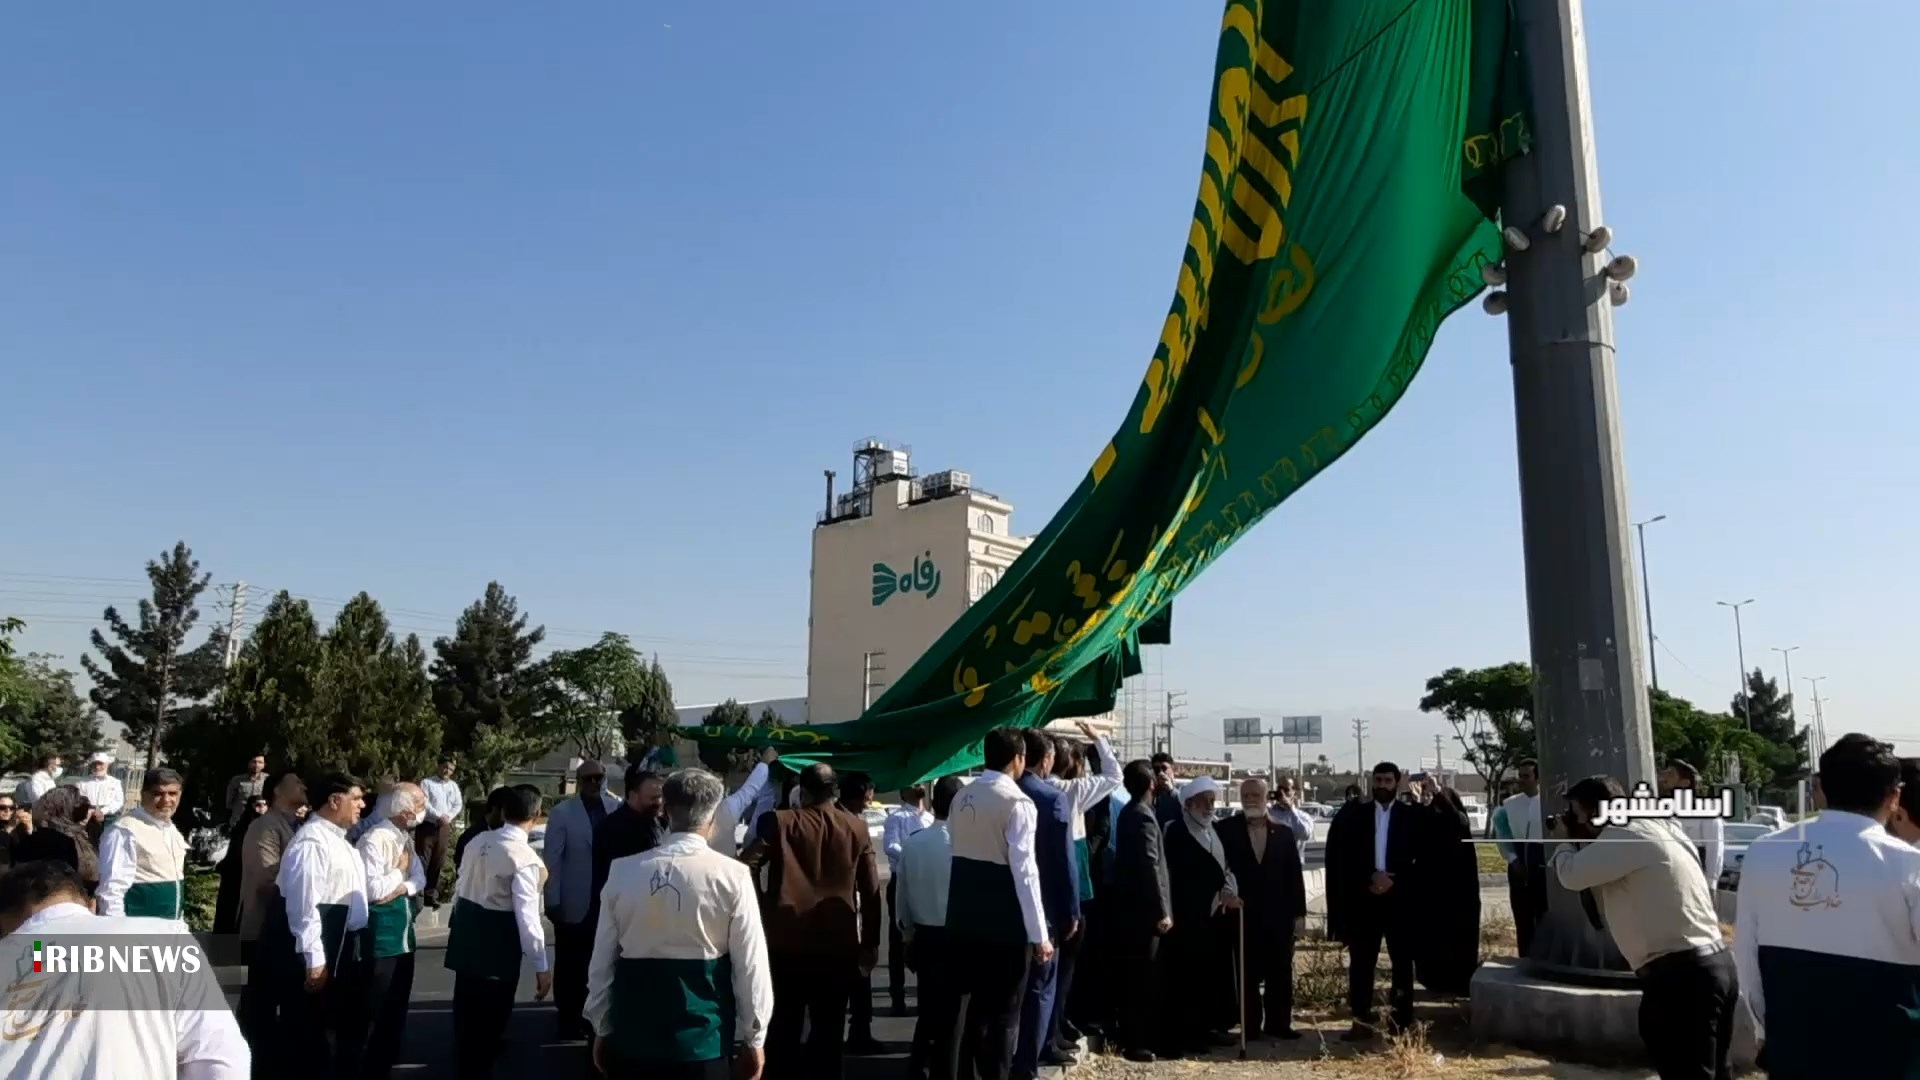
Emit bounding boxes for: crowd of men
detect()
[8,726,1920,1079]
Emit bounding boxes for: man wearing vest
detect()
[96,766,188,922]
[1492,758,1545,957]
[946,728,1050,1080]
[0,859,251,1078]
[360,781,428,1078]
[747,762,880,1080]
[1737,733,1920,1079]
[279,771,373,1080]
[585,768,773,1080]
[446,784,552,1079]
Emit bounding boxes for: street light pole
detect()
[1634,515,1666,691]
[1718,599,1756,728]
[1772,646,1800,730]
[1802,676,1828,756]
[1497,0,1654,983]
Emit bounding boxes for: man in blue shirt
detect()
[1014,729,1080,1078]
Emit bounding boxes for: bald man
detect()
[544,761,620,1040]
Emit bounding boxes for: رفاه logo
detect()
[872,554,941,606]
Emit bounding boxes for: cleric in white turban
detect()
[1158,775,1244,1053]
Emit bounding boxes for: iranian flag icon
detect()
[32,940,42,973]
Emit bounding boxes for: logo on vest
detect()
[1788,843,1841,910]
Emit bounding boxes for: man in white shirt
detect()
[417,757,464,909]
[359,782,428,1079]
[446,784,551,1079]
[1737,734,1920,1078]
[1270,775,1316,864]
[277,771,373,1079]
[96,767,188,922]
[1553,775,1737,1080]
[0,859,250,1079]
[1661,759,1725,886]
[945,729,1050,1080]
[707,749,777,858]
[1493,758,1545,956]
[74,752,124,820]
[20,752,62,808]
[897,775,963,1080]
[586,768,772,1080]
[882,783,935,1016]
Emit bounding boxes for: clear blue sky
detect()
[4,3,1915,772]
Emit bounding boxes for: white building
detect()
[804,440,1114,738]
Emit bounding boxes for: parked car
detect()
[1748,805,1790,830]
[1717,820,1776,891]
[1458,796,1490,836]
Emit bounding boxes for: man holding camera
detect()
[1551,775,1739,1080]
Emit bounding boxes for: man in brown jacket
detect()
[237,769,306,1062]
[745,763,881,1079]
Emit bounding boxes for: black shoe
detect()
[1342,1022,1374,1043]
[1123,1049,1156,1063]
[845,1035,886,1057]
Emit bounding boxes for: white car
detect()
[1717,821,1776,891]
[1459,797,1490,836]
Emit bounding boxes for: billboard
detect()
[1280,715,1324,745]
[1222,717,1263,745]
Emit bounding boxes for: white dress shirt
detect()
[1373,800,1392,872]
[882,805,934,873]
[1046,734,1124,842]
[584,832,773,1050]
[0,903,250,1080]
[1496,791,1541,863]
[1677,806,1726,885]
[894,820,952,940]
[23,769,57,805]
[75,773,125,818]
[95,806,187,920]
[978,770,1048,945]
[360,818,426,902]
[277,816,370,971]
[500,823,551,973]
[1270,802,1315,863]
[708,763,774,856]
[421,777,464,825]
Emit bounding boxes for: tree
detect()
[0,655,106,771]
[431,582,554,793]
[1649,688,1771,790]
[297,594,442,784]
[697,699,754,771]
[547,633,649,761]
[1731,668,1807,800]
[166,591,324,816]
[1419,662,1536,797]
[618,655,678,757]
[0,619,27,763]
[756,706,782,727]
[81,542,227,767]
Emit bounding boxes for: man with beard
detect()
[592,767,667,903]
[1158,776,1239,1057]
[1492,759,1545,957]
[1325,762,1420,1040]
[1110,760,1171,1063]
[1217,778,1306,1039]
[279,772,372,1079]
[359,782,428,1078]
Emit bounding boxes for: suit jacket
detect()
[1324,797,1421,943]
[756,804,881,956]
[542,790,620,924]
[1111,799,1171,930]
[1017,772,1081,939]
[1217,812,1307,933]
[591,802,668,913]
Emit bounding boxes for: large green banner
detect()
[696,0,1526,789]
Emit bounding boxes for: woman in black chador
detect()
[1413,782,1483,995]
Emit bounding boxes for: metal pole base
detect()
[1519,861,1637,988]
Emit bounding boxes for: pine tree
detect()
[81,542,228,768]
[619,655,679,757]
[301,594,442,782]
[168,591,323,805]
[1730,668,1807,800]
[430,582,553,793]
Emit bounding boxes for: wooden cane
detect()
[1238,902,1249,1059]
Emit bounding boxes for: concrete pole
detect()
[1499,0,1655,982]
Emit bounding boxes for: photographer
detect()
[1551,776,1739,1080]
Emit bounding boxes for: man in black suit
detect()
[1110,760,1171,1063]
[1325,761,1421,1040]
[1217,778,1308,1040]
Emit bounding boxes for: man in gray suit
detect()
[542,760,621,1040]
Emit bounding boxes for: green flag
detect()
[694,0,1526,789]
